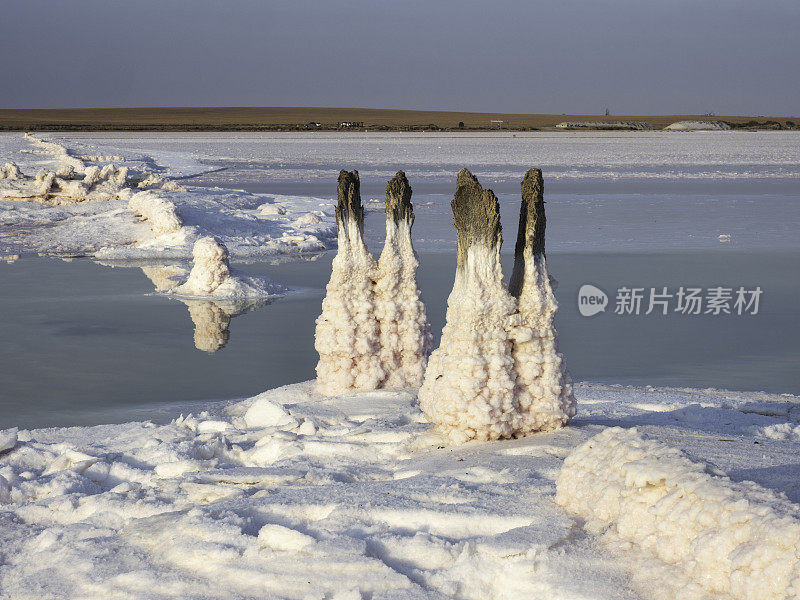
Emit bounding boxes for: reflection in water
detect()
[185,300,230,352]
[182,298,268,353]
[140,265,270,352]
[140,265,188,292]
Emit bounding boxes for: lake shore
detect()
[1,106,797,132]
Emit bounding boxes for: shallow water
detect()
[45,131,800,252]
[1,249,797,429]
[2,131,798,428]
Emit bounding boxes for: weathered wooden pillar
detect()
[509,168,545,297]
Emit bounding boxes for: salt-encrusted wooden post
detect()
[334,169,365,241]
[385,170,414,227]
[508,168,545,297]
[315,170,383,395]
[375,171,431,388]
[508,168,576,434]
[452,168,503,270]
[418,169,520,443]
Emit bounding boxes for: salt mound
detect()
[0,428,18,453]
[1,164,130,204]
[0,135,132,204]
[0,163,22,180]
[143,266,254,353]
[258,203,287,216]
[171,236,288,300]
[0,134,180,207]
[23,132,84,171]
[258,524,315,551]
[84,164,129,187]
[243,398,299,429]
[294,212,322,226]
[136,173,187,192]
[180,236,231,294]
[556,427,800,600]
[665,120,732,131]
[128,191,183,235]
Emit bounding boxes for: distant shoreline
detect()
[0,107,796,132]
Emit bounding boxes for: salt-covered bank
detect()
[0,133,336,259]
[1,383,799,599]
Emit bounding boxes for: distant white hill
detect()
[665,120,732,131]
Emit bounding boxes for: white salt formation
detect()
[128,190,184,235]
[179,236,232,295]
[0,163,131,204]
[0,427,18,454]
[556,427,800,600]
[22,132,84,171]
[508,169,575,434]
[172,236,287,300]
[665,120,732,131]
[315,170,383,396]
[1,379,798,598]
[419,169,521,443]
[142,264,259,352]
[0,134,188,206]
[83,164,129,187]
[136,173,187,192]
[257,202,287,216]
[420,169,574,444]
[294,212,322,226]
[0,163,22,180]
[375,171,431,388]
[0,135,133,204]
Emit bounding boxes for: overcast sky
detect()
[1,0,798,115]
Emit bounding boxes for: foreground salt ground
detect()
[1,383,799,599]
[0,133,335,259]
